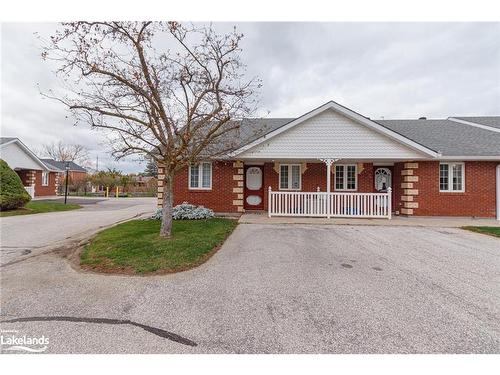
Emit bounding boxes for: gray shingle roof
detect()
[376,119,500,156]
[452,116,500,130]
[198,118,293,157]
[236,118,293,147]
[41,159,87,172]
[4,114,500,161]
[231,117,500,157]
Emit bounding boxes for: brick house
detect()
[158,101,500,219]
[0,137,62,197]
[41,159,88,194]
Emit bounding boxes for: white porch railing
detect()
[268,187,392,219]
[24,185,35,198]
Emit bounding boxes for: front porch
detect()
[267,187,392,218]
[238,159,415,219]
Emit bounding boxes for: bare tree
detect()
[42,141,91,168]
[41,22,259,237]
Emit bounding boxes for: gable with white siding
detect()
[0,141,46,170]
[238,109,426,160]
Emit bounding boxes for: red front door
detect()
[244,165,264,210]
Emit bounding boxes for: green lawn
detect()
[462,226,500,238]
[0,201,82,217]
[81,218,238,274]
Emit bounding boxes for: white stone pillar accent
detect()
[400,162,419,215]
[232,161,244,213]
[157,164,165,208]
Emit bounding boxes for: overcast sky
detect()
[1,22,499,173]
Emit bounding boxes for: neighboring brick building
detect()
[159,101,500,219]
[41,159,88,194]
[0,137,62,197]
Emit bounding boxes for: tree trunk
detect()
[160,173,174,238]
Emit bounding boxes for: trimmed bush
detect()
[150,202,214,220]
[150,208,164,220]
[0,159,31,211]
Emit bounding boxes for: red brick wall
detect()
[35,171,57,196]
[358,164,374,193]
[172,161,237,212]
[172,161,376,213]
[262,162,375,210]
[392,162,404,214]
[413,161,497,217]
[172,160,499,217]
[262,163,374,193]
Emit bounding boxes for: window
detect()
[189,162,212,189]
[279,164,301,190]
[41,172,49,186]
[335,164,357,191]
[439,162,464,192]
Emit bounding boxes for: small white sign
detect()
[1,329,49,353]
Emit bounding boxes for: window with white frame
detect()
[439,162,464,192]
[189,162,212,189]
[279,164,301,190]
[42,171,49,186]
[335,164,357,190]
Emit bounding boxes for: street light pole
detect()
[64,161,70,204]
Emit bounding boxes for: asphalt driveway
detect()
[0,197,156,266]
[1,223,499,353]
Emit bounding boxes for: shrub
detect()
[0,159,31,211]
[150,202,214,220]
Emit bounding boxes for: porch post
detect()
[387,187,392,219]
[268,186,272,218]
[320,158,338,219]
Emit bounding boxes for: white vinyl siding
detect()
[279,164,301,190]
[335,164,357,191]
[189,162,212,190]
[439,162,464,192]
[239,109,424,159]
[41,171,49,186]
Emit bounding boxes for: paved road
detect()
[1,223,499,353]
[0,197,156,266]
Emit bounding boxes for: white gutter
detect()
[438,156,500,160]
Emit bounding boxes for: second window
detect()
[279,164,301,190]
[335,164,357,191]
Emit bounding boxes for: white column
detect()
[320,158,338,219]
[268,186,272,218]
[326,162,331,194]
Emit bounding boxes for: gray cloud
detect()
[1,22,499,172]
